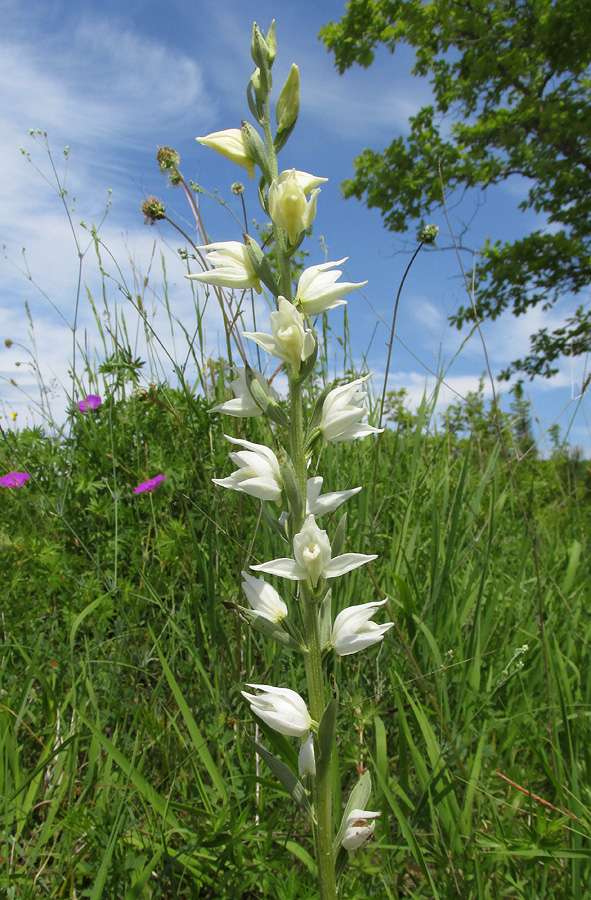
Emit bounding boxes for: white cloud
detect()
[0,17,211,151]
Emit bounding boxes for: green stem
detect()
[302,584,337,900]
[260,66,337,898]
[261,91,293,301]
[288,370,337,900]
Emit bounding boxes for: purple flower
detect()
[133,474,166,494]
[79,394,102,412]
[0,471,30,487]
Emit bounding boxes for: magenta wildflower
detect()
[133,474,166,494]
[0,471,30,487]
[79,394,102,412]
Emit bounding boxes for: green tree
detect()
[321,0,591,379]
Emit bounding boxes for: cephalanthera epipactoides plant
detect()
[187,22,393,899]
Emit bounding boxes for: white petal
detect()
[250,558,308,581]
[323,553,377,579]
[307,484,362,517]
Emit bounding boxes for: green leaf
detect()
[235,604,305,651]
[317,696,338,766]
[330,512,347,559]
[153,637,228,802]
[246,736,313,820]
[318,589,333,650]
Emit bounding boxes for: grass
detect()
[1,136,591,899]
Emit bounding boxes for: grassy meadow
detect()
[1,143,591,900]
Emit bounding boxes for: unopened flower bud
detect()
[250,68,264,102]
[276,64,300,132]
[5,339,13,348]
[251,21,276,69]
[141,196,166,224]
[231,182,244,195]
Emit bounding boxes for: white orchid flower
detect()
[330,599,394,656]
[341,809,381,852]
[269,169,320,244]
[243,296,315,371]
[306,476,361,517]
[212,436,282,502]
[320,374,383,443]
[251,514,376,588]
[278,169,328,194]
[209,368,279,418]
[296,259,367,316]
[196,128,255,179]
[186,241,261,293]
[241,571,288,623]
[241,684,312,737]
[298,733,316,776]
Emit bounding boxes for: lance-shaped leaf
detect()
[331,511,347,559]
[277,448,304,523]
[246,736,314,821]
[316,696,338,766]
[318,589,333,651]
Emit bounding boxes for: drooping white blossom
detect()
[298,733,316,776]
[241,571,288,623]
[196,128,255,179]
[251,514,376,588]
[341,809,381,852]
[186,241,261,293]
[331,599,394,656]
[269,169,320,244]
[213,436,282,502]
[209,368,279,418]
[296,259,367,316]
[320,375,383,443]
[241,684,312,737]
[243,296,315,371]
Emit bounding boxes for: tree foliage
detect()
[321,0,591,378]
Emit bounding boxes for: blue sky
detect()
[1,0,589,453]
